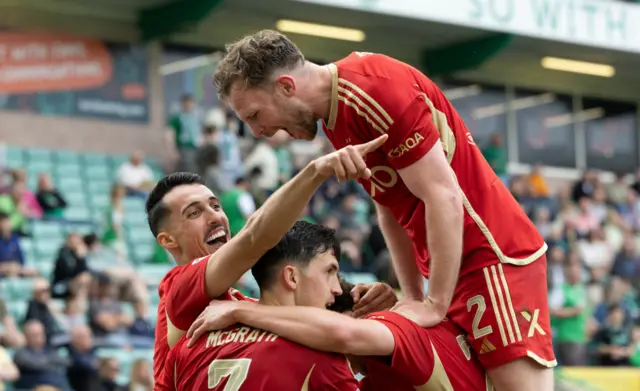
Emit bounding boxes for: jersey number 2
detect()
[208,359,251,391]
[467,295,493,339]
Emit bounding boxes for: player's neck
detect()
[302,62,333,124]
[258,290,294,307]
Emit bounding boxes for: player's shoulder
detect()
[332,52,427,125]
[158,266,181,297]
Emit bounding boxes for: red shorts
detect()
[447,256,557,369]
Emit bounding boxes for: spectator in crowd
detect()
[36,173,68,219]
[578,228,613,283]
[607,172,629,206]
[67,324,101,391]
[217,110,244,190]
[481,132,507,182]
[611,234,640,288]
[51,233,92,301]
[84,234,150,316]
[527,165,550,198]
[10,169,43,217]
[101,185,126,255]
[0,345,19,389]
[0,180,40,234]
[123,358,153,391]
[117,151,155,198]
[56,298,86,335]
[196,125,224,194]
[593,303,633,366]
[98,357,121,391]
[0,297,25,348]
[13,320,69,390]
[244,136,280,199]
[168,94,201,173]
[570,197,601,238]
[89,273,133,347]
[24,278,61,347]
[617,188,640,230]
[0,211,36,277]
[220,177,255,236]
[572,169,598,202]
[550,260,588,366]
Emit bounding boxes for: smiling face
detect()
[157,183,231,263]
[228,80,318,141]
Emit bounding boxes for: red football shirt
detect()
[323,52,546,278]
[164,324,360,391]
[155,258,255,391]
[360,312,488,391]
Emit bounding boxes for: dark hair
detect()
[83,233,99,247]
[327,278,355,313]
[146,172,204,237]
[251,221,340,290]
[0,212,9,221]
[181,94,193,103]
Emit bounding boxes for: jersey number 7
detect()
[208,358,251,391]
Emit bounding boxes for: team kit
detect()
[148,30,556,391]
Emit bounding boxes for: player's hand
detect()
[391,298,445,328]
[186,300,245,347]
[313,134,388,182]
[350,282,398,318]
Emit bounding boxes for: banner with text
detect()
[295,0,640,53]
[0,32,149,123]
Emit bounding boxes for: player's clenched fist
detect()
[313,134,388,182]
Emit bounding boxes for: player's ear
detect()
[275,75,295,97]
[282,265,298,290]
[157,232,178,250]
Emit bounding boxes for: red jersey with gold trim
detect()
[164,324,360,391]
[322,52,546,278]
[165,255,256,344]
[359,312,489,391]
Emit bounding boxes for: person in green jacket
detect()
[482,133,508,182]
[101,184,126,254]
[168,94,202,173]
[220,177,256,237]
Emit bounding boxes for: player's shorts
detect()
[447,255,557,369]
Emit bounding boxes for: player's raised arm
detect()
[188,300,395,357]
[200,134,388,299]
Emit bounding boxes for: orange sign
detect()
[0,32,113,94]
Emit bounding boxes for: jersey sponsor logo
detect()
[479,338,496,354]
[387,132,425,159]
[367,165,398,197]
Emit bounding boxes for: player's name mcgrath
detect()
[205,326,279,348]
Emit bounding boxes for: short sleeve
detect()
[381,94,441,170]
[165,256,211,331]
[311,353,360,391]
[366,312,434,385]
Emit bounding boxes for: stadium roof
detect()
[2,0,639,102]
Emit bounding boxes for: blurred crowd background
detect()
[2,0,640,390]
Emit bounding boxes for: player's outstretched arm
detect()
[397,141,463,319]
[373,202,424,302]
[188,300,395,357]
[201,135,388,299]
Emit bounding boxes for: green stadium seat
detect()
[131,244,154,264]
[19,237,33,252]
[5,146,23,163]
[126,226,154,244]
[64,223,95,236]
[56,163,82,178]
[26,148,53,163]
[136,264,171,284]
[64,207,92,221]
[123,197,145,213]
[82,152,109,166]
[34,237,62,258]
[7,301,28,321]
[35,262,54,278]
[124,210,148,227]
[64,191,87,207]
[89,193,110,210]
[0,278,35,301]
[109,155,129,168]
[27,160,54,174]
[84,165,112,181]
[55,150,80,165]
[87,180,112,195]
[32,220,64,239]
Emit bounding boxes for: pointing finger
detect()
[356,134,388,155]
